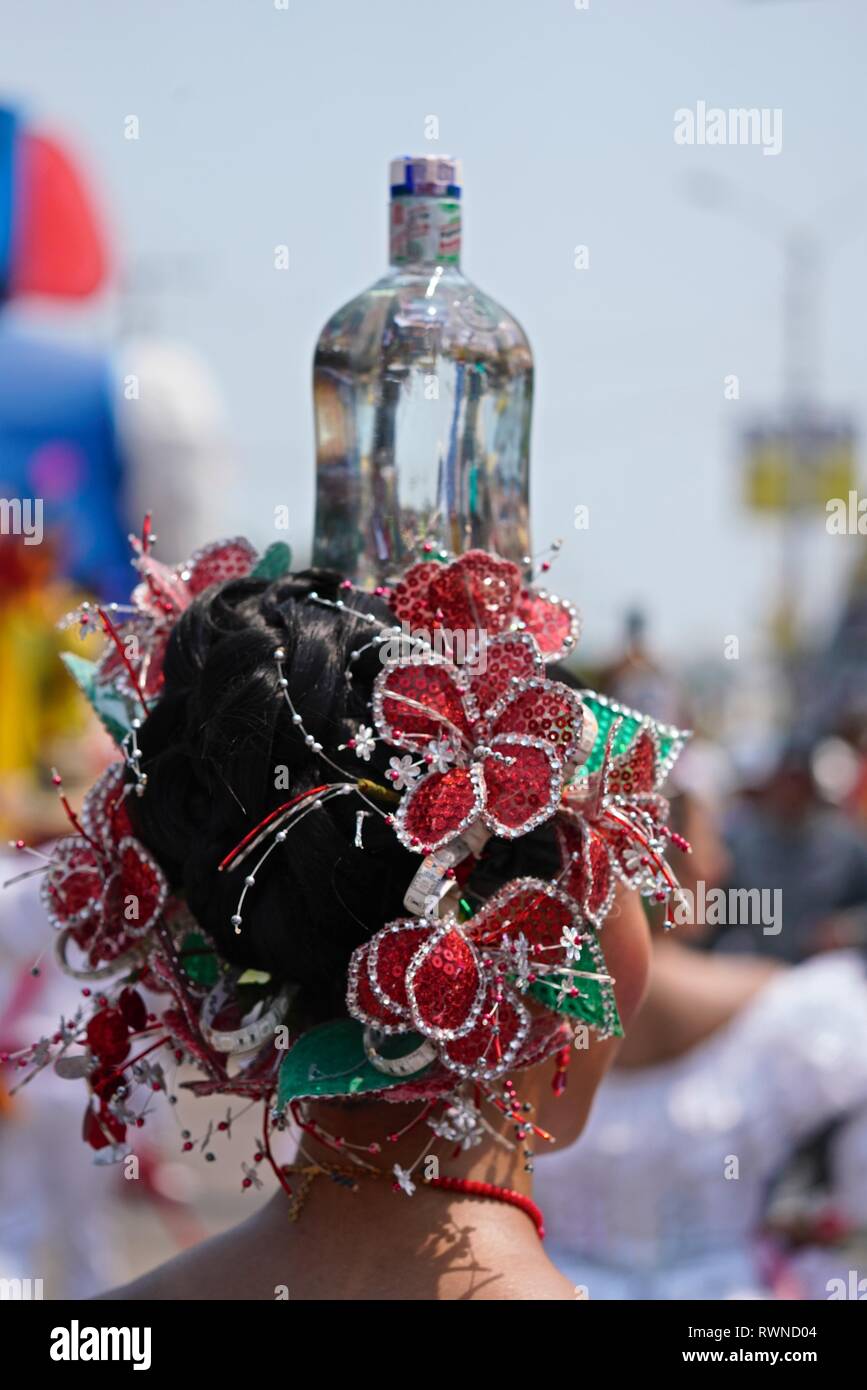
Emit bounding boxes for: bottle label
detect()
[390,197,461,266]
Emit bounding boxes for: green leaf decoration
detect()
[277,1018,434,1106]
[179,932,219,988]
[574,689,689,782]
[60,653,136,746]
[527,929,623,1038]
[251,542,292,581]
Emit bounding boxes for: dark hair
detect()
[131,570,418,1024]
[131,568,562,1026]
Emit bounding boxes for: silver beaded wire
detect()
[227,782,354,934]
[121,719,148,798]
[225,607,404,935]
[272,644,388,823]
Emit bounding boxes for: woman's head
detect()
[129,568,647,1047]
[20,530,678,1224]
[130,569,419,1024]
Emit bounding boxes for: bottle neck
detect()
[389,193,462,269]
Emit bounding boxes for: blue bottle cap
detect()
[389,155,461,198]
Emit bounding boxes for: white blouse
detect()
[535,952,867,1300]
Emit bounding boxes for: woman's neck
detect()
[106,1064,606,1300]
[295,1092,535,1194]
[244,1092,575,1300]
[104,1092,575,1300]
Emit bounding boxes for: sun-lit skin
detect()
[105,884,650,1301]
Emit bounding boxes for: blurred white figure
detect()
[0,851,114,1296]
[536,950,867,1300]
[114,337,235,559]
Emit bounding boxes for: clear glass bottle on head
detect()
[312,155,533,587]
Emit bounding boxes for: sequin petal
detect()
[40,837,103,932]
[396,765,483,853]
[470,875,583,954]
[478,736,562,839]
[103,838,168,939]
[516,589,581,662]
[373,661,472,753]
[82,762,133,846]
[406,922,485,1040]
[556,815,616,924]
[346,941,407,1032]
[185,537,259,595]
[427,550,521,638]
[391,561,440,631]
[485,678,585,762]
[606,728,659,797]
[369,922,433,1016]
[440,985,530,1081]
[467,631,543,717]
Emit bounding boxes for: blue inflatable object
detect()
[0,104,129,601]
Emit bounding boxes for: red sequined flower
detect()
[372,632,589,854]
[392,549,580,663]
[95,532,259,701]
[557,724,682,924]
[347,877,612,1081]
[41,762,168,968]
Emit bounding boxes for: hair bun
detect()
[131,574,416,1025]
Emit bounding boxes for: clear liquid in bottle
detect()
[313,155,533,586]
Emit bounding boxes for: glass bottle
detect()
[312,155,533,586]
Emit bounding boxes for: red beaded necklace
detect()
[428,1174,545,1240]
[282,1161,545,1240]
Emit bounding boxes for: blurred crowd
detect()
[534,609,867,1299]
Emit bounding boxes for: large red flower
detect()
[41,762,167,968]
[392,549,580,663]
[347,877,614,1082]
[372,632,589,854]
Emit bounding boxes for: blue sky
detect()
[4,0,866,664]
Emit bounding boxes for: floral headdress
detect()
[3,524,690,1196]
